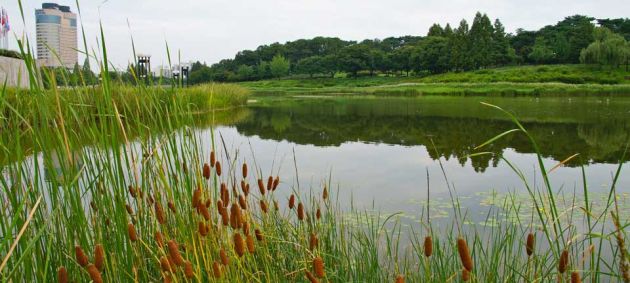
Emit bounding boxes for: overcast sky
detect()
[3,0,629,70]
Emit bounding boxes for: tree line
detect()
[185,13,629,83]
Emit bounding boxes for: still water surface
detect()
[201,96,630,225]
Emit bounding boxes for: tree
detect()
[450,19,471,71]
[296,56,325,77]
[580,27,630,68]
[269,55,290,78]
[336,44,370,77]
[428,24,444,37]
[469,12,494,69]
[528,37,555,63]
[412,37,451,74]
[237,65,255,81]
[492,19,515,65]
[390,45,414,76]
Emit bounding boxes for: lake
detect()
[198,95,630,227]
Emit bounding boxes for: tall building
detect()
[35,3,77,68]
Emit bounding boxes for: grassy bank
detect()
[240,65,630,96]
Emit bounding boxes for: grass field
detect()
[240,65,630,96]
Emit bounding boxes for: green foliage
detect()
[580,27,630,68]
[269,54,290,78]
[529,37,556,63]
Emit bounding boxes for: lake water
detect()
[199,95,630,226]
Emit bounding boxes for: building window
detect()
[69,19,77,27]
[36,14,62,24]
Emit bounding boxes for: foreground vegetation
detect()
[240,65,630,96]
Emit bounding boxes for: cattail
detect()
[203,163,211,180]
[241,180,248,196]
[289,195,296,209]
[167,201,176,214]
[239,195,247,210]
[128,185,137,198]
[462,268,470,282]
[571,271,582,283]
[255,229,264,242]
[457,237,473,271]
[526,233,535,256]
[167,256,177,271]
[323,186,328,200]
[182,161,188,174]
[305,271,320,283]
[125,204,134,215]
[246,234,255,253]
[90,200,97,212]
[148,194,155,206]
[155,202,166,224]
[230,204,242,229]
[217,200,224,214]
[212,261,222,278]
[260,200,268,213]
[395,274,405,283]
[424,236,433,257]
[167,240,184,266]
[316,208,322,220]
[313,256,325,278]
[297,203,305,221]
[192,188,202,209]
[75,245,89,267]
[310,233,319,250]
[242,221,251,236]
[559,249,569,274]
[273,200,279,211]
[184,261,194,279]
[199,204,211,221]
[273,176,280,191]
[164,274,173,283]
[128,223,138,242]
[94,244,105,271]
[57,266,68,283]
[210,151,216,167]
[257,179,266,195]
[155,232,164,248]
[267,177,273,194]
[160,256,173,273]
[242,163,248,178]
[86,264,103,283]
[220,206,230,226]
[219,249,229,266]
[215,161,222,176]
[198,221,208,237]
[234,233,245,257]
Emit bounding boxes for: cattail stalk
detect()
[424,236,433,257]
[242,163,248,178]
[457,237,473,272]
[305,271,320,283]
[94,244,105,271]
[203,163,211,180]
[234,233,245,257]
[167,240,184,266]
[128,223,138,242]
[526,233,535,257]
[246,235,255,253]
[313,256,325,278]
[297,203,305,221]
[75,245,89,267]
[213,261,222,278]
[310,233,319,251]
[86,264,103,283]
[559,249,569,274]
[220,248,230,265]
[184,261,194,278]
[57,266,68,283]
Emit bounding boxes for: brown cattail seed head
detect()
[305,271,320,283]
[128,223,138,242]
[128,185,137,198]
[323,186,328,200]
[219,249,229,266]
[215,161,222,176]
[526,233,535,256]
[203,163,211,180]
[316,208,322,220]
[241,180,248,196]
[192,188,202,209]
[198,221,208,237]
[274,200,279,211]
[297,203,305,221]
[199,204,211,221]
[212,261,222,278]
[94,244,105,271]
[273,176,280,190]
[164,274,173,283]
[160,256,173,273]
[242,163,248,178]
[220,206,230,226]
[289,195,296,209]
[267,177,273,193]
[75,245,89,267]
[167,240,184,266]
[424,236,433,257]
[234,233,245,257]
[238,195,247,210]
[395,274,405,283]
[310,233,319,250]
[260,200,268,213]
[246,234,255,253]
[167,201,176,214]
[457,237,473,271]
[230,204,242,229]
[210,151,216,167]
[57,266,69,283]
[313,256,325,278]
[255,229,264,242]
[462,268,471,282]
[155,202,166,224]
[257,179,266,195]
[125,204,133,215]
[184,261,194,278]
[559,249,569,274]
[155,232,164,248]
[86,264,103,283]
[571,271,582,283]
